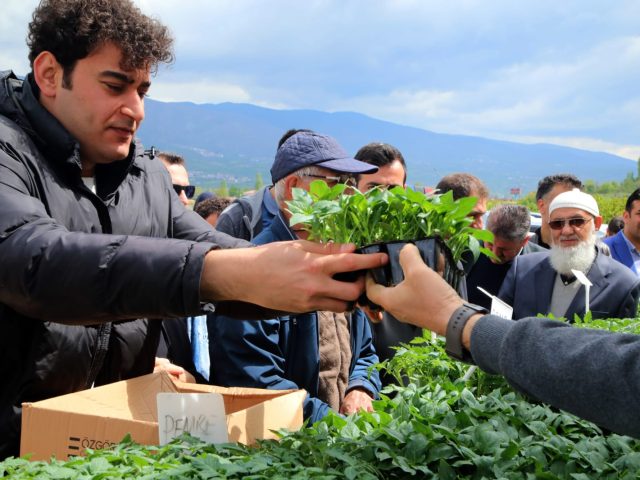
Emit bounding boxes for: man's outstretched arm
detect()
[366,243,640,438]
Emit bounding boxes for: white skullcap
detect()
[549,188,599,217]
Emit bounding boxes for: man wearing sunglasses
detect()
[159,152,196,207]
[498,189,640,321]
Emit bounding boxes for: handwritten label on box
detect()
[157,393,228,445]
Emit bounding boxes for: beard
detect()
[549,233,597,276]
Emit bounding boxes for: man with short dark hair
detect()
[529,174,583,248]
[0,1,385,459]
[604,188,640,276]
[195,197,232,227]
[606,216,624,237]
[354,142,407,191]
[436,173,489,229]
[499,190,640,320]
[210,131,381,422]
[159,152,195,206]
[467,205,545,309]
[351,142,412,373]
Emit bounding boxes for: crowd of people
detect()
[2,0,640,460]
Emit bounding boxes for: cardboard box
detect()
[20,371,306,461]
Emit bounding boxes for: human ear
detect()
[32,51,63,98]
[283,175,302,202]
[594,216,603,230]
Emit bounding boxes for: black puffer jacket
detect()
[0,71,247,459]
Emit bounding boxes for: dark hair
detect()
[195,197,232,219]
[436,173,489,200]
[277,129,315,149]
[354,142,407,183]
[486,204,531,242]
[535,174,582,201]
[28,0,174,87]
[194,191,215,207]
[625,188,640,212]
[607,216,625,235]
[158,152,185,166]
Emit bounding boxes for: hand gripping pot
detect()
[347,236,464,311]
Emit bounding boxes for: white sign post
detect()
[571,269,593,315]
[477,287,513,320]
[157,393,228,445]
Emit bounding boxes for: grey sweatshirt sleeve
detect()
[470,315,640,438]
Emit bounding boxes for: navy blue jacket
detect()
[603,231,638,275]
[209,213,381,422]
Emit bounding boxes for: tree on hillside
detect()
[217,179,229,197]
[255,172,264,190]
[229,185,245,198]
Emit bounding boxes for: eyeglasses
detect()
[300,174,357,187]
[173,184,196,199]
[548,216,591,230]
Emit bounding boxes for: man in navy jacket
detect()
[499,189,640,320]
[209,132,381,422]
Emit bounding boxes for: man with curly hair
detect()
[0,0,384,458]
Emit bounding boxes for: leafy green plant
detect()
[6,318,640,479]
[286,182,493,263]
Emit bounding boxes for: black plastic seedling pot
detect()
[337,236,464,311]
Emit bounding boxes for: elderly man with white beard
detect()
[498,189,640,321]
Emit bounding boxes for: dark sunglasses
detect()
[548,217,590,230]
[173,184,196,199]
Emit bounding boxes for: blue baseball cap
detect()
[270,132,378,184]
[194,191,215,207]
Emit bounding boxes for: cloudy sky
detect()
[3,0,639,160]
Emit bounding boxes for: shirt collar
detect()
[621,231,640,255]
[262,187,279,215]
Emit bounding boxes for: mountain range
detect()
[136,99,635,196]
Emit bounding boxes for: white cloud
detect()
[150,79,252,104]
[1,0,639,162]
[499,135,640,161]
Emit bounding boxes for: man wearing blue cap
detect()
[209,130,382,422]
[216,129,307,240]
[216,129,379,240]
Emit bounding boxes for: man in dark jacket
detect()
[0,0,385,459]
[498,189,640,320]
[209,132,382,422]
[466,204,545,310]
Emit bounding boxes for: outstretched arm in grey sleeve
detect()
[366,243,640,438]
[471,315,640,438]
